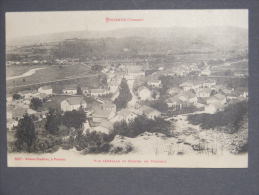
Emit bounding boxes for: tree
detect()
[14,113,36,152]
[12,93,22,100]
[62,108,86,129]
[114,78,132,110]
[30,97,43,110]
[149,100,168,113]
[45,109,62,134]
[77,86,82,95]
[91,64,103,72]
[113,115,171,138]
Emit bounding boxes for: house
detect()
[90,88,109,96]
[107,76,121,93]
[167,87,181,96]
[111,109,138,123]
[241,91,248,98]
[205,102,224,114]
[60,97,87,112]
[180,81,202,91]
[12,106,27,120]
[91,101,116,123]
[179,82,193,91]
[178,91,198,104]
[137,86,152,101]
[21,89,37,99]
[124,65,145,80]
[7,111,13,120]
[166,96,185,109]
[138,105,161,119]
[221,88,234,95]
[196,88,212,98]
[81,87,89,95]
[38,86,53,95]
[62,87,77,95]
[7,120,18,130]
[147,79,162,88]
[200,67,211,76]
[203,80,216,88]
[92,126,110,134]
[207,94,226,105]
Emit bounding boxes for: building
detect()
[196,88,212,98]
[124,65,145,80]
[178,91,198,104]
[12,106,27,120]
[167,87,181,96]
[90,88,109,96]
[81,87,89,95]
[207,94,226,105]
[166,96,185,109]
[203,80,216,88]
[61,97,87,112]
[107,75,121,93]
[200,67,211,76]
[137,86,152,101]
[111,109,138,123]
[147,79,162,88]
[62,87,77,95]
[138,105,161,119]
[91,101,116,123]
[38,86,53,95]
[180,81,202,91]
[205,102,224,114]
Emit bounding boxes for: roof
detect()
[166,96,184,104]
[180,80,202,87]
[167,87,181,94]
[117,109,137,117]
[214,94,226,100]
[139,105,161,115]
[64,97,86,105]
[91,89,107,94]
[178,91,196,99]
[103,101,116,109]
[204,80,216,84]
[148,78,161,83]
[207,94,226,103]
[63,87,77,91]
[138,86,150,93]
[92,102,115,119]
[93,126,110,134]
[13,107,27,118]
[198,88,212,94]
[127,65,143,73]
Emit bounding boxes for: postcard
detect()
[6,10,248,167]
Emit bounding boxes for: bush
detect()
[13,93,22,100]
[74,131,115,154]
[113,115,171,138]
[188,101,247,133]
[14,114,36,152]
[114,78,132,111]
[62,108,86,129]
[30,97,43,110]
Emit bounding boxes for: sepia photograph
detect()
[5,10,248,167]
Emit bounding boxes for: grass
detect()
[6,63,91,88]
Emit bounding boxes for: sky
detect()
[6,10,248,40]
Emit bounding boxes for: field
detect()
[6,63,91,89]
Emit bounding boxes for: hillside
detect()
[7,26,248,53]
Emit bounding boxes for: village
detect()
[6,54,248,155]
